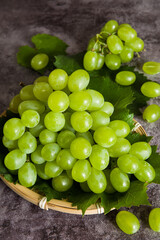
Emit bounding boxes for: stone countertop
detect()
[0,0,160,239]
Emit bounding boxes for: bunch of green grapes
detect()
[3,68,156,194]
[83,20,144,71]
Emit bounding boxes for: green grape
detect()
[35,163,50,180]
[18,100,45,116]
[108,138,131,158]
[118,23,132,29]
[34,76,48,84]
[95,53,104,70]
[86,89,104,111]
[71,111,93,132]
[134,161,155,182]
[48,69,68,90]
[87,167,107,194]
[89,144,109,170]
[56,149,76,170]
[115,71,136,86]
[126,37,144,52]
[120,46,134,63]
[141,82,160,98]
[76,131,94,145]
[99,101,114,116]
[72,159,91,182]
[116,211,140,234]
[33,82,53,102]
[107,35,123,54]
[69,91,92,111]
[9,94,22,113]
[118,27,137,42]
[3,118,25,140]
[31,53,49,70]
[143,61,160,75]
[4,149,26,170]
[41,143,61,161]
[18,132,37,154]
[21,110,40,128]
[39,129,57,145]
[87,36,100,52]
[57,130,76,148]
[149,208,160,232]
[70,137,92,159]
[48,91,69,112]
[66,169,73,179]
[18,162,37,187]
[20,85,36,101]
[52,172,73,192]
[90,110,110,130]
[2,136,18,150]
[110,168,130,192]
[83,51,98,71]
[29,112,45,137]
[31,145,46,164]
[93,126,117,148]
[44,111,65,132]
[102,20,118,34]
[105,54,121,70]
[117,154,140,174]
[45,161,63,178]
[109,120,130,138]
[68,69,90,92]
[143,104,160,123]
[129,141,152,161]
[103,169,116,194]
[63,112,75,132]
[80,181,91,192]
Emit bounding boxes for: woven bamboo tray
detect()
[0,117,147,215]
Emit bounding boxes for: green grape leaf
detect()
[17,46,38,68]
[147,145,160,184]
[111,108,134,129]
[126,132,152,144]
[100,181,150,214]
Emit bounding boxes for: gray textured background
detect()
[0,0,160,239]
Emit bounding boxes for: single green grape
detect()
[103,169,116,194]
[9,94,22,113]
[76,131,94,145]
[18,132,37,154]
[3,118,25,140]
[63,112,75,132]
[116,211,140,234]
[18,162,37,187]
[115,71,136,86]
[66,169,73,179]
[109,120,130,138]
[52,172,73,192]
[20,85,36,101]
[56,149,76,170]
[48,91,69,112]
[71,111,93,132]
[70,137,92,159]
[95,53,105,70]
[89,144,109,170]
[68,69,90,92]
[99,101,114,116]
[134,161,155,182]
[118,27,137,42]
[69,91,92,111]
[143,104,160,123]
[94,126,117,148]
[80,181,91,192]
[34,76,48,84]
[33,82,53,102]
[41,143,61,161]
[126,37,144,52]
[57,130,76,148]
[4,149,26,170]
[142,62,160,75]
[118,23,132,29]
[141,82,160,98]
[102,20,118,34]
[117,154,140,174]
[39,129,57,145]
[87,36,100,52]
[105,54,121,70]
[108,138,131,158]
[86,89,104,111]
[44,111,65,132]
[29,112,45,137]
[45,161,63,178]
[107,35,123,54]
[149,208,160,232]
[2,136,18,150]
[72,159,91,182]
[83,51,98,71]
[110,168,130,192]
[90,110,110,130]
[35,163,50,180]
[48,69,68,90]
[31,145,46,164]
[18,100,45,116]
[21,110,40,128]
[120,46,134,63]
[87,167,107,194]
[31,53,49,70]
[129,141,152,161]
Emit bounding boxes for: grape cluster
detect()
[3,68,156,194]
[83,20,144,71]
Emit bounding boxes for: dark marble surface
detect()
[0,0,160,239]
